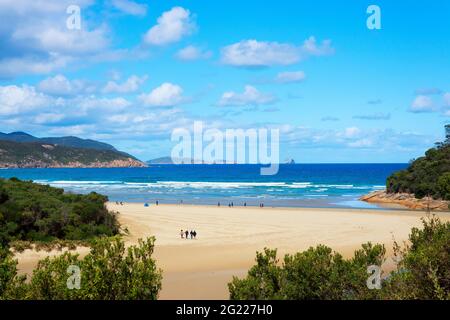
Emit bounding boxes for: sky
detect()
[0,0,449,163]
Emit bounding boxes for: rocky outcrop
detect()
[360,190,449,211]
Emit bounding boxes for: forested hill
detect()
[0,140,145,168]
[0,131,117,151]
[387,125,450,200]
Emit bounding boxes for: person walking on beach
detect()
[185,230,189,239]
[156,200,159,206]
[193,230,197,239]
[190,230,194,239]
[244,202,246,207]
[218,202,220,207]
[180,229,184,239]
[231,202,234,207]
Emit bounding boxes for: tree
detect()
[437,173,450,200]
[445,124,450,146]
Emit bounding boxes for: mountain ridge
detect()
[0,133,146,168]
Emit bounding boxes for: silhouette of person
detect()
[244,202,246,207]
[156,200,159,206]
[180,229,184,239]
[185,230,189,239]
[193,230,197,239]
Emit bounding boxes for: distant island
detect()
[147,156,296,165]
[0,132,145,168]
[361,125,450,210]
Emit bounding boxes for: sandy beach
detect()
[15,203,450,300]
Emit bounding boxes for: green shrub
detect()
[229,243,385,300]
[0,245,27,299]
[383,216,450,299]
[2,237,162,300]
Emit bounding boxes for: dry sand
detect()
[15,203,450,300]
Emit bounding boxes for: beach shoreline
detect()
[14,203,450,300]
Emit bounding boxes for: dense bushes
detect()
[229,216,449,300]
[0,244,26,299]
[229,243,385,300]
[384,216,450,299]
[0,237,162,300]
[386,128,450,200]
[0,178,120,246]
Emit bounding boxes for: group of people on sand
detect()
[115,201,124,205]
[180,229,197,239]
[217,201,264,208]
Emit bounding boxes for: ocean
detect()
[0,164,407,209]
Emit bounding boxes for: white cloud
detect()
[34,113,65,124]
[111,0,147,16]
[38,74,93,96]
[176,45,212,60]
[76,96,131,111]
[410,95,434,113]
[301,36,334,56]
[343,127,361,138]
[221,40,300,67]
[103,75,148,94]
[144,7,196,46]
[0,85,53,116]
[48,124,95,136]
[139,82,184,107]
[353,113,391,120]
[415,88,442,95]
[276,71,306,83]
[221,37,334,67]
[218,85,276,107]
[321,116,340,122]
[0,0,110,77]
[444,93,450,107]
[348,138,373,148]
[0,55,72,78]
[14,26,110,55]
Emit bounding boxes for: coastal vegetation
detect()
[229,215,450,300]
[0,237,162,300]
[0,178,120,247]
[386,125,450,201]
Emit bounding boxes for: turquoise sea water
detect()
[0,164,408,209]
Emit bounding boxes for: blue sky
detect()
[0,0,449,162]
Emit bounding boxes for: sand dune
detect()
[15,203,450,299]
